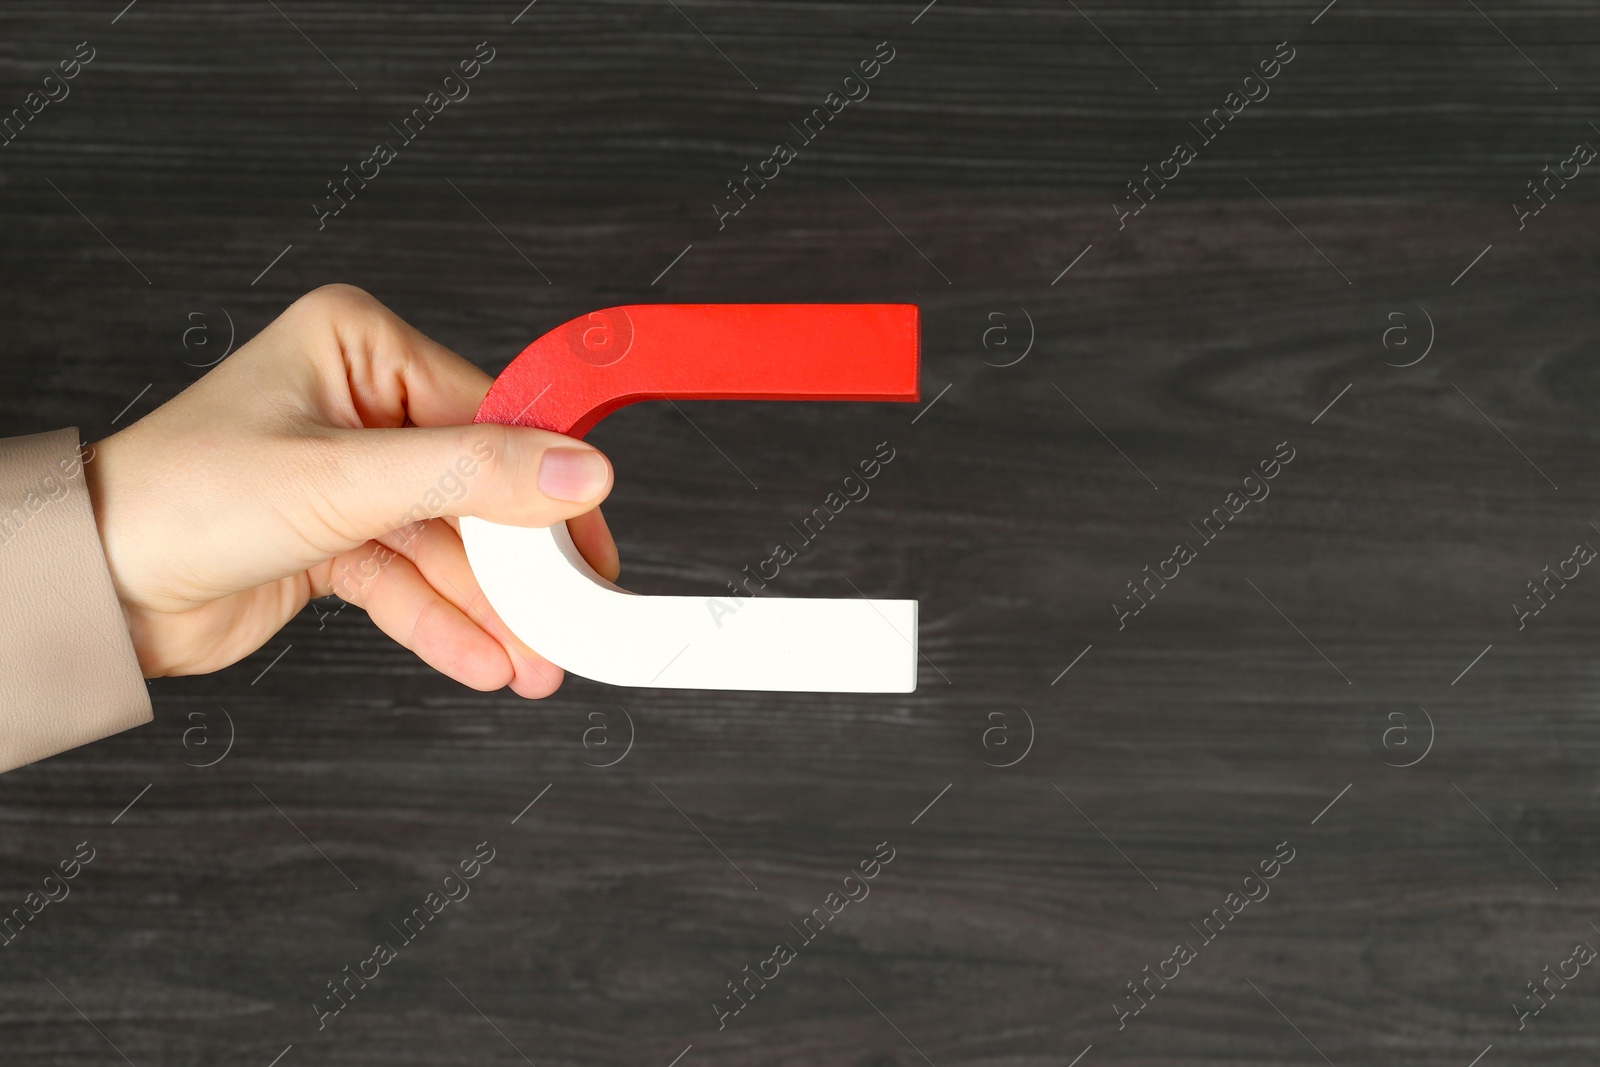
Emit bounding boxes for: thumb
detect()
[320,423,613,542]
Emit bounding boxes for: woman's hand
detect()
[84,284,618,698]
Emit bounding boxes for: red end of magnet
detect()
[475,304,921,437]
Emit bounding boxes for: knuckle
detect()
[281,284,385,335]
[298,283,374,316]
[330,547,379,602]
[462,424,510,488]
[406,598,439,648]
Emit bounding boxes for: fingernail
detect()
[538,448,610,502]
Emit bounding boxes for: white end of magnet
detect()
[461,517,918,693]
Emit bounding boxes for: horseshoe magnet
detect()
[460,304,921,692]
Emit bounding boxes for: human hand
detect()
[85,284,619,698]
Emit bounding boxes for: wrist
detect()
[82,431,159,674]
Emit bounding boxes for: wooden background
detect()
[2,1,1599,1064]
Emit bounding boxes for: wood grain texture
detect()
[2,1,1599,1064]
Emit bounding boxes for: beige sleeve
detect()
[0,428,151,772]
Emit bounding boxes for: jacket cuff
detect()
[0,428,151,771]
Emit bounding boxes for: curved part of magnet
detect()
[463,303,922,693]
[462,517,917,691]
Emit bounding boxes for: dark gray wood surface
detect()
[2,1,1598,1064]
